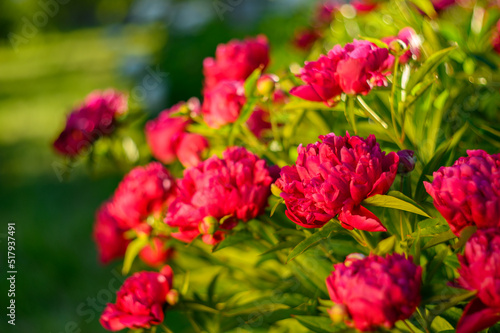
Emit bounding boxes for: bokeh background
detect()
[0,0,314,331]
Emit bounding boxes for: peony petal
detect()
[338,205,387,232]
[457,298,500,333]
[289,85,324,102]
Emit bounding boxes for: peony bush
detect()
[53,0,500,332]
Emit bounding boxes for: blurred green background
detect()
[0,0,313,331]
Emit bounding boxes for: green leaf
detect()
[270,198,284,217]
[286,221,338,262]
[294,315,340,333]
[406,46,456,93]
[358,36,389,48]
[122,236,148,275]
[260,240,298,256]
[422,230,456,250]
[425,247,450,283]
[408,0,437,18]
[212,230,254,252]
[430,316,454,332]
[415,123,468,202]
[244,67,262,98]
[373,235,396,255]
[452,226,477,250]
[282,99,344,112]
[362,191,431,217]
[234,96,259,126]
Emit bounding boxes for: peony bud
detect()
[166,289,179,306]
[257,74,279,96]
[199,216,219,235]
[397,150,416,174]
[344,253,366,267]
[328,304,347,324]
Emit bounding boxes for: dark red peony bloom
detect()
[424,150,500,236]
[110,162,177,230]
[276,132,398,231]
[93,202,130,264]
[290,40,392,105]
[456,228,500,333]
[54,90,127,156]
[326,253,422,331]
[203,35,270,90]
[165,147,275,245]
[139,237,174,268]
[202,80,246,129]
[145,99,208,167]
[100,266,174,331]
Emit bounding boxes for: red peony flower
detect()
[100,266,174,331]
[93,202,130,264]
[203,35,270,90]
[54,89,127,156]
[165,147,275,245]
[202,80,246,129]
[145,99,208,167]
[326,253,422,331]
[424,150,500,236]
[275,132,398,231]
[333,40,393,95]
[139,237,174,268]
[110,162,177,230]
[290,40,392,105]
[382,27,421,64]
[456,228,500,333]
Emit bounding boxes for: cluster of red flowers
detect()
[93,162,176,265]
[50,7,500,330]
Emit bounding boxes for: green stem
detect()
[390,56,401,140]
[359,230,375,250]
[344,95,357,134]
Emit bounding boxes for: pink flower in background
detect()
[424,150,500,235]
[492,20,500,54]
[456,228,500,333]
[382,27,421,64]
[146,99,208,168]
[247,107,272,138]
[54,90,127,156]
[432,0,456,11]
[203,35,270,90]
[100,266,174,331]
[315,1,336,26]
[351,0,378,13]
[202,80,246,128]
[111,162,176,230]
[326,254,421,331]
[293,28,322,51]
[276,132,398,231]
[139,237,174,268]
[291,40,392,104]
[165,147,275,245]
[93,202,130,265]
